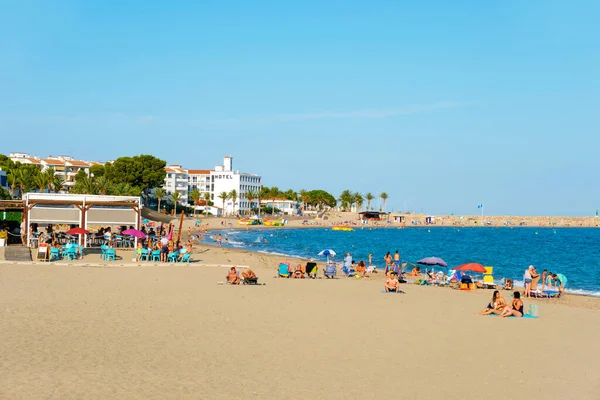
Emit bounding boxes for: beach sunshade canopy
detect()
[417,257,447,267]
[122,229,147,239]
[67,227,89,235]
[318,249,336,257]
[455,263,486,273]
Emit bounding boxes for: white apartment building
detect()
[210,156,262,215]
[9,153,93,190]
[163,165,189,206]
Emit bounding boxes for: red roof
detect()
[188,169,212,175]
[41,158,65,166]
[66,160,90,167]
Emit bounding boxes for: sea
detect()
[205,227,600,297]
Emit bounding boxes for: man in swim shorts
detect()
[160,236,169,262]
[385,273,400,293]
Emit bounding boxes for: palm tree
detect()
[95,176,112,195]
[50,175,64,193]
[218,192,229,217]
[269,186,280,215]
[338,189,353,211]
[245,189,256,215]
[7,171,17,199]
[170,192,181,216]
[33,173,47,193]
[41,168,55,192]
[203,192,211,216]
[365,192,374,210]
[258,187,269,218]
[299,189,310,212]
[381,192,388,212]
[15,169,30,198]
[154,188,166,212]
[229,189,238,216]
[354,192,364,216]
[189,189,201,216]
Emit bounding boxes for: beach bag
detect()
[528,304,539,318]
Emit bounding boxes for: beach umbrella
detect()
[417,257,447,267]
[122,229,147,239]
[67,227,89,235]
[454,263,486,273]
[318,249,336,263]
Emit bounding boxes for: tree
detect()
[354,192,364,216]
[245,189,256,215]
[218,192,229,217]
[338,189,354,211]
[189,189,201,216]
[381,192,388,212]
[203,192,211,216]
[365,193,374,210]
[70,176,98,194]
[299,189,310,211]
[95,176,112,195]
[154,188,166,212]
[105,154,166,201]
[7,171,17,198]
[170,192,181,216]
[89,164,105,178]
[229,189,238,215]
[307,190,336,211]
[258,187,270,217]
[42,168,56,193]
[33,173,48,193]
[51,175,64,193]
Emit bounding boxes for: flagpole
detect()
[480,204,484,225]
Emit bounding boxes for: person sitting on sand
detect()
[384,273,400,292]
[226,267,241,285]
[292,264,305,279]
[408,266,421,277]
[242,268,257,280]
[479,290,507,315]
[500,291,524,318]
[356,260,368,278]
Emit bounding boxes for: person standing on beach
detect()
[523,266,533,297]
[394,250,400,264]
[368,253,373,266]
[160,235,168,262]
[384,252,392,274]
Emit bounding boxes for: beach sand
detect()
[1,243,600,400]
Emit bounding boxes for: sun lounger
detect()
[242,276,259,285]
[483,266,497,289]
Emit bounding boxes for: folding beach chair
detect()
[324,264,336,279]
[278,263,290,278]
[305,262,318,279]
[342,265,356,277]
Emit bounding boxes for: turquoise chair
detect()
[180,253,191,263]
[167,252,178,262]
[100,245,109,259]
[50,247,61,261]
[140,248,149,261]
[151,250,161,262]
[64,247,77,260]
[105,249,116,261]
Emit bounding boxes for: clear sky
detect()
[1,1,598,216]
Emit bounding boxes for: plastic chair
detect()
[50,247,61,261]
[100,245,109,260]
[140,249,149,261]
[180,253,191,263]
[64,247,77,260]
[167,252,178,262]
[151,250,161,262]
[105,249,116,261]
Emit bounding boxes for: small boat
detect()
[263,218,285,227]
[332,226,354,232]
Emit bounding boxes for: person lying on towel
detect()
[242,268,257,280]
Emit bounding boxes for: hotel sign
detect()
[214,174,233,179]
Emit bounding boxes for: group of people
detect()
[479,290,525,318]
[225,266,257,285]
[523,265,567,297]
[135,237,192,262]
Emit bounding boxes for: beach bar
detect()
[24,193,142,248]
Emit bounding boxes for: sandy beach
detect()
[1,241,600,400]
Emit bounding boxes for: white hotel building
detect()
[161,156,262,215]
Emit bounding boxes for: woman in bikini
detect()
[292,264,305,279]
[479,290,506,315]
[500,291,524,317]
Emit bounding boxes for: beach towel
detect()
[488,314,537,319]
[381,290,404,294]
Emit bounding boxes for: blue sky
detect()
[1,1,598,215]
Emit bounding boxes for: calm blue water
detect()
[206,227,600,296]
